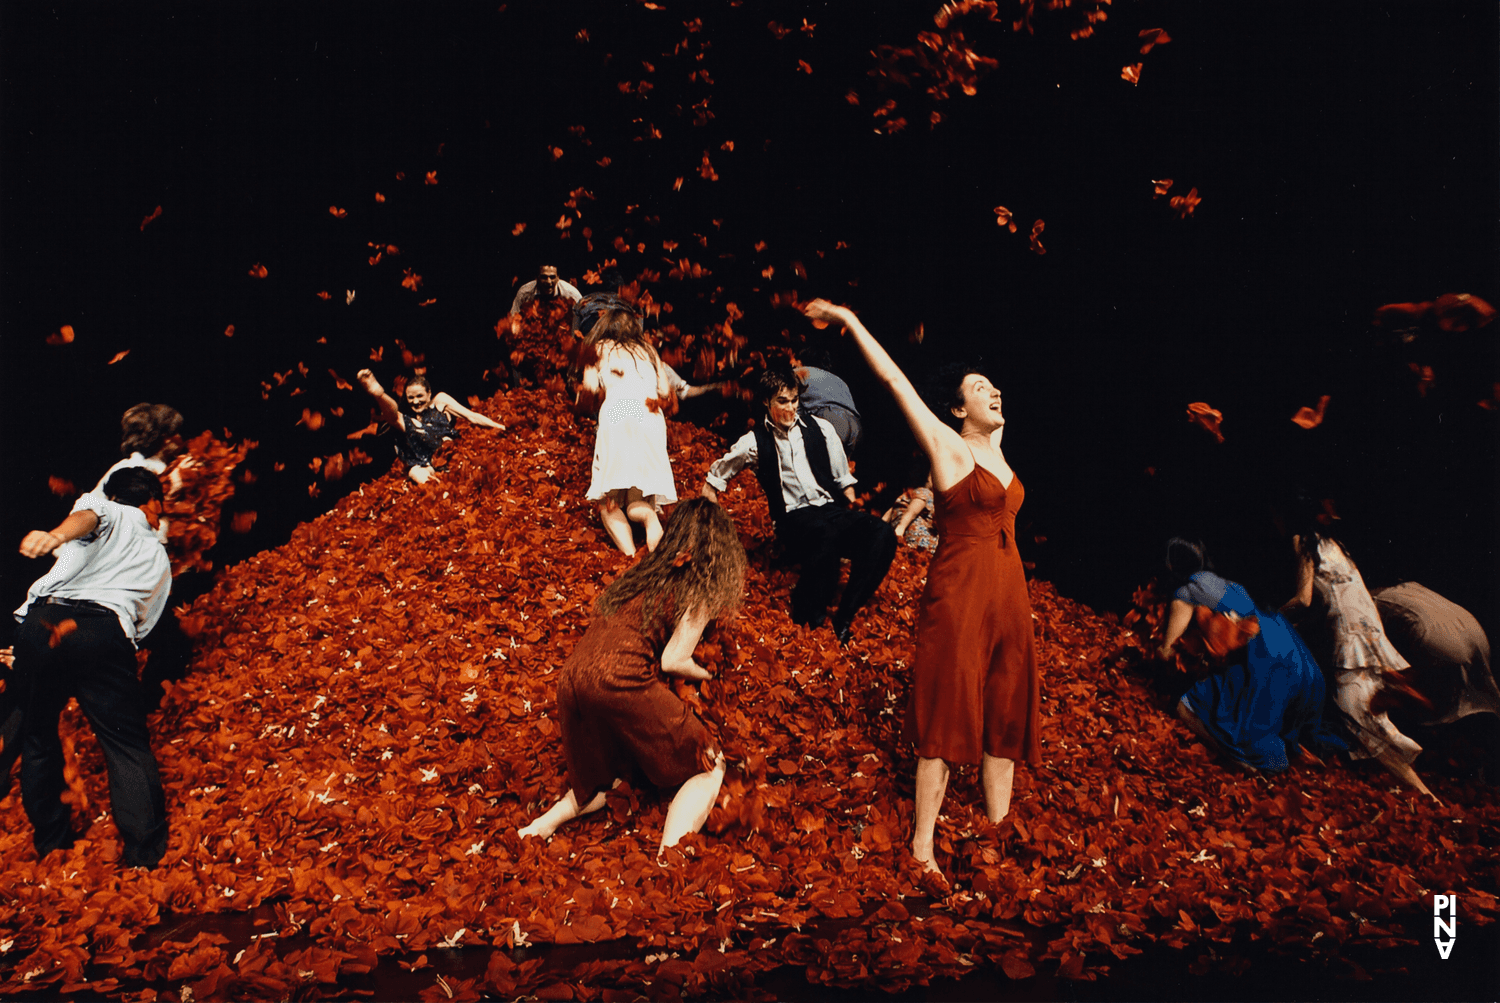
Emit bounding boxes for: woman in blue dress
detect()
[1155,538,1344,771]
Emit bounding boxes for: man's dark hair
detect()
[120,403,183,457]
[104,467,165,507]
[756,364,807,406]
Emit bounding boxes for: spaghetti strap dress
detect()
[555,594,716,803]
[905,463,1042,765]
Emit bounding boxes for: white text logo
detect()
[1434,894,1456,959]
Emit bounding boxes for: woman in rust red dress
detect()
[803,301,1041,880]
[518,498,747,854]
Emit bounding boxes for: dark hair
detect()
[104,466,165,506]
[756,364,806,406]
[120,403,183,458]
[596,498,748,630]
[1287,491,1346,570]
[1165,537,1210,583]
[406,374,434,394]
[796,347,833,370]
[920,361,997,432]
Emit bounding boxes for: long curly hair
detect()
[595,498,748,631]
[576,307,652,373]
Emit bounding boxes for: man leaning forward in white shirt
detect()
[702,365,897,646]
[12,467,173,868]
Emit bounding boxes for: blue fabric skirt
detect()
[1182,609,1346,771]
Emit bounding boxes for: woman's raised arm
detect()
[432,392,504,430]
[801,300,969,480]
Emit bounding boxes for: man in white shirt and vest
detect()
[11,467,173,868]
[702,365,897,645]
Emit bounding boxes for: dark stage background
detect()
[1,3,1498,999]
[2,5,1495,676]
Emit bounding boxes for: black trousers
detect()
[14,603,169,868]
[778,504,898,628]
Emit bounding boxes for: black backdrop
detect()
[2,1,1495,640]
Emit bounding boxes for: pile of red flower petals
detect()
[1,388,1495,999]
[162,431,256,577]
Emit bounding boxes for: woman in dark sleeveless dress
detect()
[356,370,504,484]
[518,498,748,854]
[803,300,1041,881]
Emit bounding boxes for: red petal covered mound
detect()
[0,389,1495,998]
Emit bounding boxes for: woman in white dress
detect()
[1281,505,1437,800]
[577,309,678,556]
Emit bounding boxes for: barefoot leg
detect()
[912,756,950,877]
[518,786,610,840]
[627,501,663,552]
[599,496,636,556]
[981,754,1015,823]
[660,754,726,853]
[1177,698,1225,755]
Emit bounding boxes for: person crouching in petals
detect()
[356,370,503,484]
[576,309,680,556]
[519,498,747,855]
[801,299,1042,883]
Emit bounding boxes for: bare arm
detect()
[801,300,971,490]
[432,393,504,430]
[660,604,714,680]
[893,493,927,536]
[649,345,672,402]
[1281,544,1315,611]
[1157,599,1195,659]
[356,369,404,430]
[20,509,101,558]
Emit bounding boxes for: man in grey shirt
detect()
[11,467,173,868]
[795,364,862,454]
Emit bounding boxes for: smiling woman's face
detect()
[405,383,432,412]
[954,373,1003,430]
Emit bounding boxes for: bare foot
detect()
[911,845,945,880]
[517,822,550,840]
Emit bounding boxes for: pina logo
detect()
[1433,894,1457,959]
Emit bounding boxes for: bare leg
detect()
[981,754,1015,823]
[912,757,950,877]
[408,465,436,485]
[599,497,636,556]
[1177,699,1258,773]
[1177,699,1223,755]
[1376,748,1440,802]
[660,754,726,854]
[519,785,611,840]
[626,500,664,552]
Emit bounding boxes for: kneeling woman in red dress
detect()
[519,498,748,854]
[804,300,1042,882]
